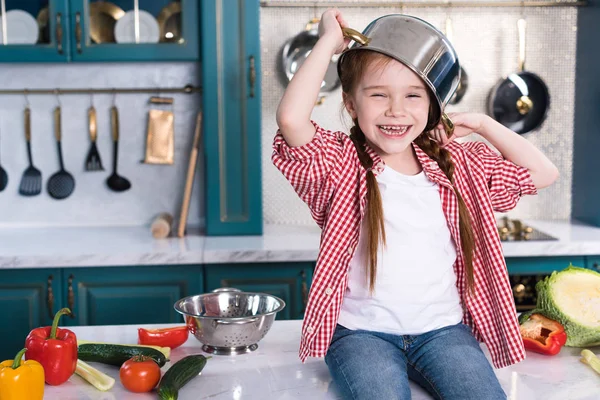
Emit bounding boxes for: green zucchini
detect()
[158,355,209,400]
[78,343,168,367]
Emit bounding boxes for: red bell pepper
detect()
[519,313,567,356]
[138,326,189,349]
[25,308,77,385]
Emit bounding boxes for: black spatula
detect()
[47,106,75,200]
[18,107,41,196]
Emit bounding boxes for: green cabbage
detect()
[520,265,600,347]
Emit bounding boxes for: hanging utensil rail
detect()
[261,1,587,8]
[0,84,201,96]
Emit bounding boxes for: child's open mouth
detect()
[378,125,411,138]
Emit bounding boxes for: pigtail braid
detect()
[350,124,386,294]
[414,134,476,294]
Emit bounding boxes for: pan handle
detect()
[517,18,526,72]
[441,113,455,137]
[342,27,370,46]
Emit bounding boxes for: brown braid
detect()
[349,125,386,294]
[414,133,476,295]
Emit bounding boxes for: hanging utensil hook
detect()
[54,89,61,107]
[111,88,117,106]
[24,89,30,108]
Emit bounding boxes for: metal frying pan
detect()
[445,16,468,105]
[280,18,341,105]
[488,18,550,134]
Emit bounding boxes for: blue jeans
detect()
[325,323,507,400]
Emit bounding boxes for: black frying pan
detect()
[488,19,550,135]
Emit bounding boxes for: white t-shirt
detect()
[337,165,464,335]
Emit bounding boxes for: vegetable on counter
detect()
[519,313,567,355]
[581,349,600,376]
[520,264,600,347]
[0,348,45,400]
[25,307,77,385]
[158,354,210,400]
[75,360,115,391]
[78,342,168,367]
[78,339,170,359]
[119,355,161,393]
[138,326,189,349]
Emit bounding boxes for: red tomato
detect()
[119,356,161,393]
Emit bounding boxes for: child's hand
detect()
[430,113,491,147]
[318,9,351,54]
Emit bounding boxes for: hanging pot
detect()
[280,18,341,105]
[488,18,550,134]
[339,14,462,136]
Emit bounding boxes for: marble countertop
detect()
[2,220,600,269]
[44,320,600,400]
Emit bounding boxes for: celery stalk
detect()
[75,360,115,391]
[580,349,600,376]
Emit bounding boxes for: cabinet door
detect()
[0,269,62,360]
[204,263,314,320]
[63,265,203,326]
[68,0,199,62]
[584,256,600,272]
[0,0,68,62]
[202,0,263,235]
[505,256,585,275]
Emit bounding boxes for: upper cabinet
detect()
[0,0,199,62]
[0,0,69,62]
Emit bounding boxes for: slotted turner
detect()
[84,105,104,171]
[47,106,75,200]
[18,107,42,196]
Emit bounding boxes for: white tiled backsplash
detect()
[261,0,577,226]
[0,62,203,228]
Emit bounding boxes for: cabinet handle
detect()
[300,270,308,313]
[46,275,55,320]
[67,274,76,318]
[75,12,82,54]
[55,13,63,54]
[248,55,256,98]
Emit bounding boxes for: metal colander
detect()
[174,288,286,355]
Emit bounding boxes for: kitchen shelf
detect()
[260,1,587,8]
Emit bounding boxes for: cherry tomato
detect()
[119,356,161,393]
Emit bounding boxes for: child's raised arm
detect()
[276,9,350,147]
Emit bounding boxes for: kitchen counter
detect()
[44,320,600,400]
[2,220,600,269]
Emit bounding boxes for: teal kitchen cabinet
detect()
[62,265,203,326]
[69,0,199,62]
[0,268,63,360]
[583,256,600,272]
[0,1,69,62]
[0,0,199,63]
[204,262,314,320]
[202,0,263,235]
[505,256,585,275]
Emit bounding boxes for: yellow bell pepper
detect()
[0,348,45,400]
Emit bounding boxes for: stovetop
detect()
[497,217,558,242]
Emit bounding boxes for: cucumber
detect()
[158,355,209,400]
[77,339,171,359]
[78,343,168,367]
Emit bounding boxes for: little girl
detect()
[273,9,558,400]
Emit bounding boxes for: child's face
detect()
[344,57,431,159]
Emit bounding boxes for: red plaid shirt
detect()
[272,121,537,369]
